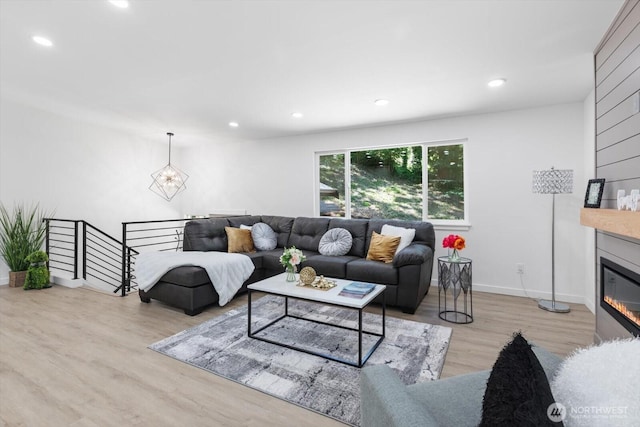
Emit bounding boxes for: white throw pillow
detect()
[551,338,640,426]
[240,224,252,230]
[318,228,353,256]
[250,222,277,251]
[381,224,415,255]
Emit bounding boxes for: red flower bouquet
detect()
[442,234,465,260]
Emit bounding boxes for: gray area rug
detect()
[149,295,453,426]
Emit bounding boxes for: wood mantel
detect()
[580,208,640,240]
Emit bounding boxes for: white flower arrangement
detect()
[280,246,305,269]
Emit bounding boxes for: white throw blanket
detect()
[135,251,255,306]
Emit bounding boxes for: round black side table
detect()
[438,256,473,324]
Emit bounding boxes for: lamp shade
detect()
[532,167,573,194]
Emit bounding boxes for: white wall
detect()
[185,103,591,304]
[583,89,597,314]
[0,97,182,283]
[1,97,594,306]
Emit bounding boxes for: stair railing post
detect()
[45,218,50,273]
[121,222,127,297]
[73,221,82,280]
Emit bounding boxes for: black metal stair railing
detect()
[84,222,137,293]
[121,218,191,296]
[46,217,211,296]
[45,219,81,279]
[45,219,138,294]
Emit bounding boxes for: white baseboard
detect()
[1,275,83,288]
[51,275,84,288]
[584,298,596,314]
[430,279,587,305]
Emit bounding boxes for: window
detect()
[319,153,346,217]
[350,146,422,220]
[427,144,464,220]
[317,140,466,224]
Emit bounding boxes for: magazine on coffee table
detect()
[338,281,376,299]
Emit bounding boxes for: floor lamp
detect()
[532,167,573,313]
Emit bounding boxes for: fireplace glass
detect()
[600,258,640,337]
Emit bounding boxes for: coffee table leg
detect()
[382,291,386,337]
[247,289,252,336]
[358,308,363,367]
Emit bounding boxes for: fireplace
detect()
[600,258,640,337]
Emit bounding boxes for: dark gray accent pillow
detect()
[318,228,353,256]
[251,222,277,251]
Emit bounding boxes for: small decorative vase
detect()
[285,264,297,282]
[449,249,460,262]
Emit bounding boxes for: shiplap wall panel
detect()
[596,63,640,115]
[597,0,638,59]
[597,156,640,181]
[596,112,640,149]
[594,0,639,340]
[597,232,640,268]
[596,3,640,70]
[596,8,640,87]
[596,93,640,132]
[600,177,640,207]
[597,134,640,165]
[596,42,640,100]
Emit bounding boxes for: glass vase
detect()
[449,248,460,262]
[285,265,297,282]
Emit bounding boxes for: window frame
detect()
[314,138,470,229]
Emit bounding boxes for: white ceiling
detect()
[0,0,624,144]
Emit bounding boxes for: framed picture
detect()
[584,178,605,208]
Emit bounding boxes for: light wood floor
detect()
[0,284,595,427]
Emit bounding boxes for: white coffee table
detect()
[247,273,386,367]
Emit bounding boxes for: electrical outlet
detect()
[516,263,525,274]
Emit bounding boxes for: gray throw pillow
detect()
[318,228,353,256]
[251,222,277,251]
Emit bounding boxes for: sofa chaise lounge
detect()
[138,215,435,315]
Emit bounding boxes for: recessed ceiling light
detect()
[32,36,53,47]
[488,78,506,88]
[374,99,389,106]
[109,0,129,8]
[228,122,239,128]
[291,112,303,119]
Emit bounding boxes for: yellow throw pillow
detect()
[225,227,255,253]
[366,231,401,263]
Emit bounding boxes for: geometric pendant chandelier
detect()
[149,132,189,201]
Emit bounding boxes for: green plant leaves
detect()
[0,204,52,271]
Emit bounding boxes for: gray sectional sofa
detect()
[138,215,435,315]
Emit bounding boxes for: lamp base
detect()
[538,299,571,313]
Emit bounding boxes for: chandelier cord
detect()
[167,132,173,165]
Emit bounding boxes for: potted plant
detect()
[24,250,51,290]
[0,204,51,288]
